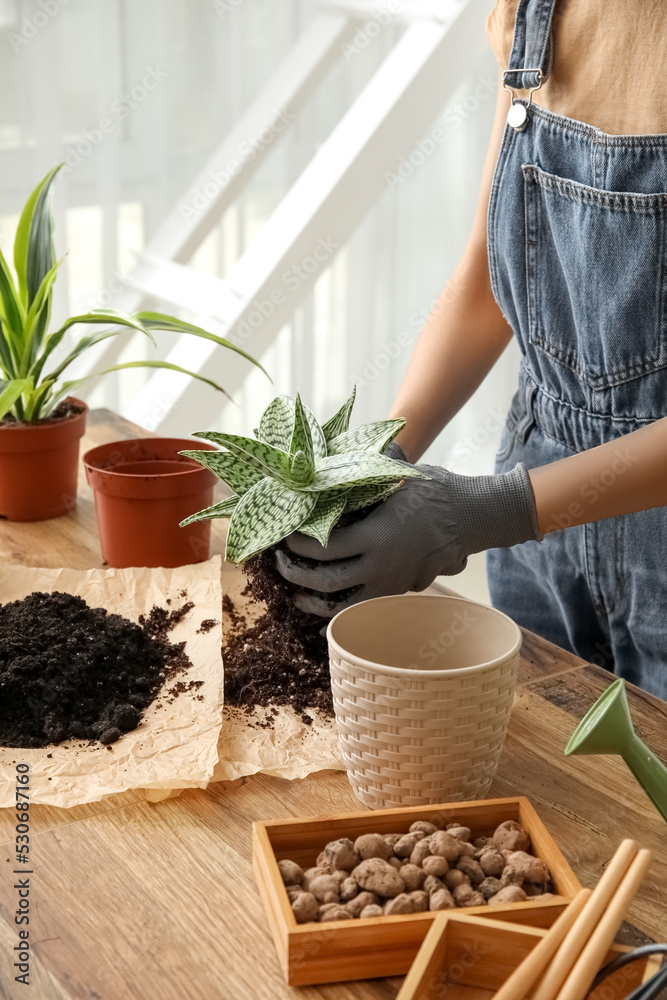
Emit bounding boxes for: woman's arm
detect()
[389,75,513,462]
[531,417,667,533]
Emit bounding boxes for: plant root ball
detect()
[324,838,360,872]
[292,892,320,923]
[487,885,528,906]
[352,858,405,898]
[422,855,449,879]
[278,859,304,886]
[355,833,392,861]
[492,820,531,854]
[384,893,415,916]
[345,891,380,918]
[430,888,456,911]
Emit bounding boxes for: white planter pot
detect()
[327,594,521,809]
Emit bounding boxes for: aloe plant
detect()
[181,388,427,563]
[0,164,266,423]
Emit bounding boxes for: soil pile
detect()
[222,549,334,726]
[0,591,195,748]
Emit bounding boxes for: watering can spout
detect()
[565,678,667,823]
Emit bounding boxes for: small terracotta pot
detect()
[0,397,88,521]
[83,438,218,568]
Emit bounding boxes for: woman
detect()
[276,0,667,699]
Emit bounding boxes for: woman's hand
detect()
[275,460,542,617]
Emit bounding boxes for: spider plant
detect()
[181,388,427,563]
[0,164,266,423]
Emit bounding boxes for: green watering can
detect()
[565,678,667,823]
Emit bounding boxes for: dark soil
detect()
[0,591,196,748]
[222,548,334,727]
[0,400,85,426]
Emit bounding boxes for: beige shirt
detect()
[486,0,667,136]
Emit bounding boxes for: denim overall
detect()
[486,0,667,698]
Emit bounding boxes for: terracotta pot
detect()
[0,397,88,522]
[83,438,218,568]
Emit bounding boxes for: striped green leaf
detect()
[179,495,238,527]
[303,451,427,492]
[257,394,293,452]
[289,393,314,469]
[0,378,32,420]
[299,494,347,547]
[0,246,24,343]
[322,386,356,442]
[192,431,293,482]
[343,482,401,513]
[179,449,263,495]
[14,164,63,308]
[290,449,314,484]
[327,418,405,456]
[226,478,317,563]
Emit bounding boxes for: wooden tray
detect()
[397,912,661,1000]
[252,796,582,986]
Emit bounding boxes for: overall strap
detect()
[504,0,558,92]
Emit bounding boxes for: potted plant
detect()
[179,389,425,712]
[0,164,264,521]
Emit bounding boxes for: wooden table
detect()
[1,410,666,1000]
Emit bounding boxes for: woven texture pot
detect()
[327,594,521,809]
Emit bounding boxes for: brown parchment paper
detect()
[0,557,223,807]
[211,562,345,783]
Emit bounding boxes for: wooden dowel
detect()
[531,839,639,1000]
[491,890,592,1000]
[554,849,653,1000]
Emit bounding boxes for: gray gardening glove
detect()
[275,450,542,617]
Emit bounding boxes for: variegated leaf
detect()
[179,495,238,527]
[225,478,317,563]
[326,418,406,456]
[257,395,293,452]
[321,385,356,442]
[290,392,314,469]
[179,449,263,495]
[299,494,347,546]
[343,482,401,513]
[192,431,294,482]
[303,451,427,492]
[290,449,314,484]
[258,393,327,459]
